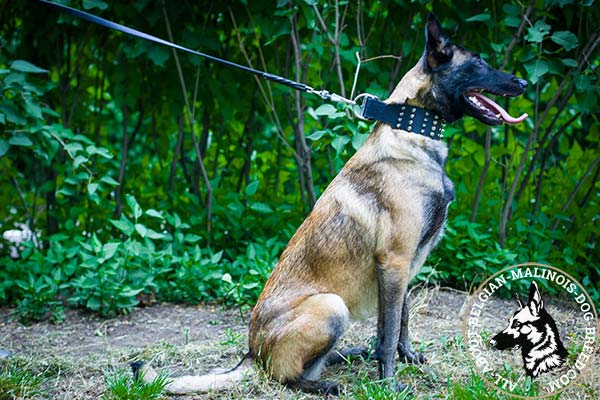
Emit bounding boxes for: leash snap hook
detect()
[352,93,379,121]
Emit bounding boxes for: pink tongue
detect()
[471,92,528,125]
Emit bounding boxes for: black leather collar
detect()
[360,96,446,140]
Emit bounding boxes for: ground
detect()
[1,287,598,399]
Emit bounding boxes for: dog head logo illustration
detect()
[490,281,569,378]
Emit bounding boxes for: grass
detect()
[102,369,170,400]
[0,360,45,400]
[0,289,597,399]
[347,374,412,400]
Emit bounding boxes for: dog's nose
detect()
[513,77,528,90]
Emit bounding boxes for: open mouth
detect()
[463,90,528,125]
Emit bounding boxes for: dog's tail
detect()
[131,353,255,394]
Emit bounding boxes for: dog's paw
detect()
[397,343,427,364]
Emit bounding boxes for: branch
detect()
[551,154,600,231]
[162,1,213,235]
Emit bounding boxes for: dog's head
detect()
[416,14,528,125]
[490,281,545,351]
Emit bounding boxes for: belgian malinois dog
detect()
[134,13,528,395]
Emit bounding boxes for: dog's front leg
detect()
[397,291,427,364]
[373,254,410,390]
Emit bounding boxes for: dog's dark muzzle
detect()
[513,77,528,92]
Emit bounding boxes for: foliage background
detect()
[0,0,598,322]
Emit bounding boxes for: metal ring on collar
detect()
[352,93,379,121]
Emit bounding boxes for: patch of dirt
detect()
[1,304,244,359]
[0,288,598,399]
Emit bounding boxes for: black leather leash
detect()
[34,0,446,140]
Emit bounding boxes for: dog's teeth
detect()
[496,113,501,118]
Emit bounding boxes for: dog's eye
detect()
[511,320,521,329]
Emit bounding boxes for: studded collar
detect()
[360,96,446,140]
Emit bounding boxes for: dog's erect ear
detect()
[527,281,543,316]
[515,293,524,309]
[425,13,453,69]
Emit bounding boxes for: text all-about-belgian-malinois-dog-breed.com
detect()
[133,13,528,396]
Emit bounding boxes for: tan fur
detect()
[138,357,254,394]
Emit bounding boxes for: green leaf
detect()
[73,155,88,169]
[145,209,164,219]
[524,59,549,84]
[64,142,83,154]
[86,297,101,311]
[87,183,99,195]
[184,234,202,243]
[9,133,33,146]
[222,273,232,284]
[135,223,147,238]
[11,60,48,74]
[125,240,141,256]
[250,202,273,214]
[306,129,328,141]
[504,15,520,28]
[313,104,344,119]
[0,140,9,157]
[211,250,223,264]
[82,0,108,10]
[100,176,119,186]
[126,194,143,220]
[574,74,591,92]
[245,181,259,196]
[56,187,74,197]
[110,217,135,236]
[86,145,113,159]
[467,13,491,22]
[314,104,337,116]
[525,20,551,43]
[351,133,369,151]
[24,97,42,120]
[102,242,120,259]
[145,228,166,240]
[561,58,578,67]
[551,31,578,51]
[120,287,144,297]
[147,46,170,67]
[331,135,350,154]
